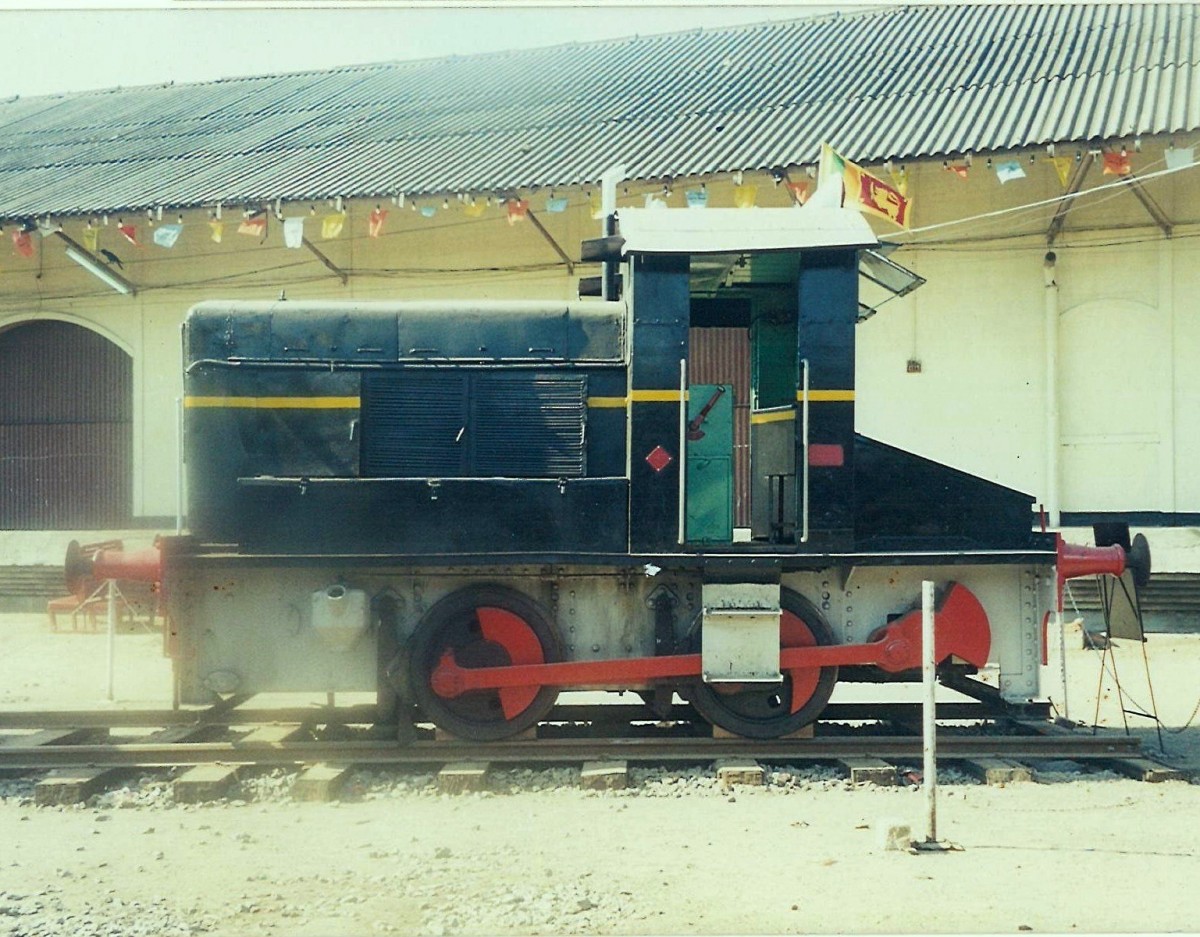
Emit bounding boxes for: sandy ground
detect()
[1,611,1199,937]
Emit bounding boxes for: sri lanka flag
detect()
[818,143,911,228]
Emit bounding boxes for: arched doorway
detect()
[0,320,132,528]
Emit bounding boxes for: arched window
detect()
[0,320,132,529]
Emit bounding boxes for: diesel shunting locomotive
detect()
[69,203,1148,740]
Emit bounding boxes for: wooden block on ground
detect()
[837,757,897,786]
[173,763,240,804]
[292,763,353,802]
[437,762,489,794]
[580,760,628,791]
[1101,757,1186,783]
[716,759,764,787]
[35,768,120,807]
[959,757,1033,786]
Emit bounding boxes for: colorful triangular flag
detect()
[506,199,529,225]
[784,181,808,205]
[368,207,388,237]
[321,212,345,239]
[11,229,33,258]
[238,213,267,238]
[1050,156,1073,188]
[1102,151,1132,176]
[1165,146,1194,171]
[733,183,758,209]
[283,217,305,249]
[152,223,182,249]
[994,159,1026,184]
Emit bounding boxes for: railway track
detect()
[0,700,1186,803]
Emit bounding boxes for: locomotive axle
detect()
[430,582,992,702]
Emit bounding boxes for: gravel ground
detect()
[1,613,1199,935]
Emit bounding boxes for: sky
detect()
[0,2,849,100]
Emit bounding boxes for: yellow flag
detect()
[322,211,346,239]
[1051,156,1073,188]
[733,184,758,209]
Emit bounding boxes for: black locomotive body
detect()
[141,205,1110,740]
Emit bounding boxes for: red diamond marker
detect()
[645,445,673,473]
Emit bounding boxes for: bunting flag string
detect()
[368,207,388,237]
[819,143,910,227]
[283,217,305,249]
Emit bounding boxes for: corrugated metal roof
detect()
[1,3,1197,217]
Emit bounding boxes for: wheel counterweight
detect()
[409,585,561,741]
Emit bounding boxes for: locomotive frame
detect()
[72,204,1142,741]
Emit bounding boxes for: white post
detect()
[1056,608,1070,721]
[106,578,117,702]
[921,579,937,844]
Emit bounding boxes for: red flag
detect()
[368,208,388,238]
[1102,151,1132,176]
[11,229,33,258]
[785,180,809,205]
[506,199,529,225]
[238,214,267,237]
[118,223,138,246]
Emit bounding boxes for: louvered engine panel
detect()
[361,372,467,476]
[471,374,587,478]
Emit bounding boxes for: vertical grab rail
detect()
[800,358,810,543]
[678,358,687,545]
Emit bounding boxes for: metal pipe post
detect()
[106,579,117,702]
[921,579,937,844]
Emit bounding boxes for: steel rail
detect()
[0,700,1043,730]
[0,733,1141,770]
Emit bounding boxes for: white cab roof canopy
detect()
[614,206,879,255]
